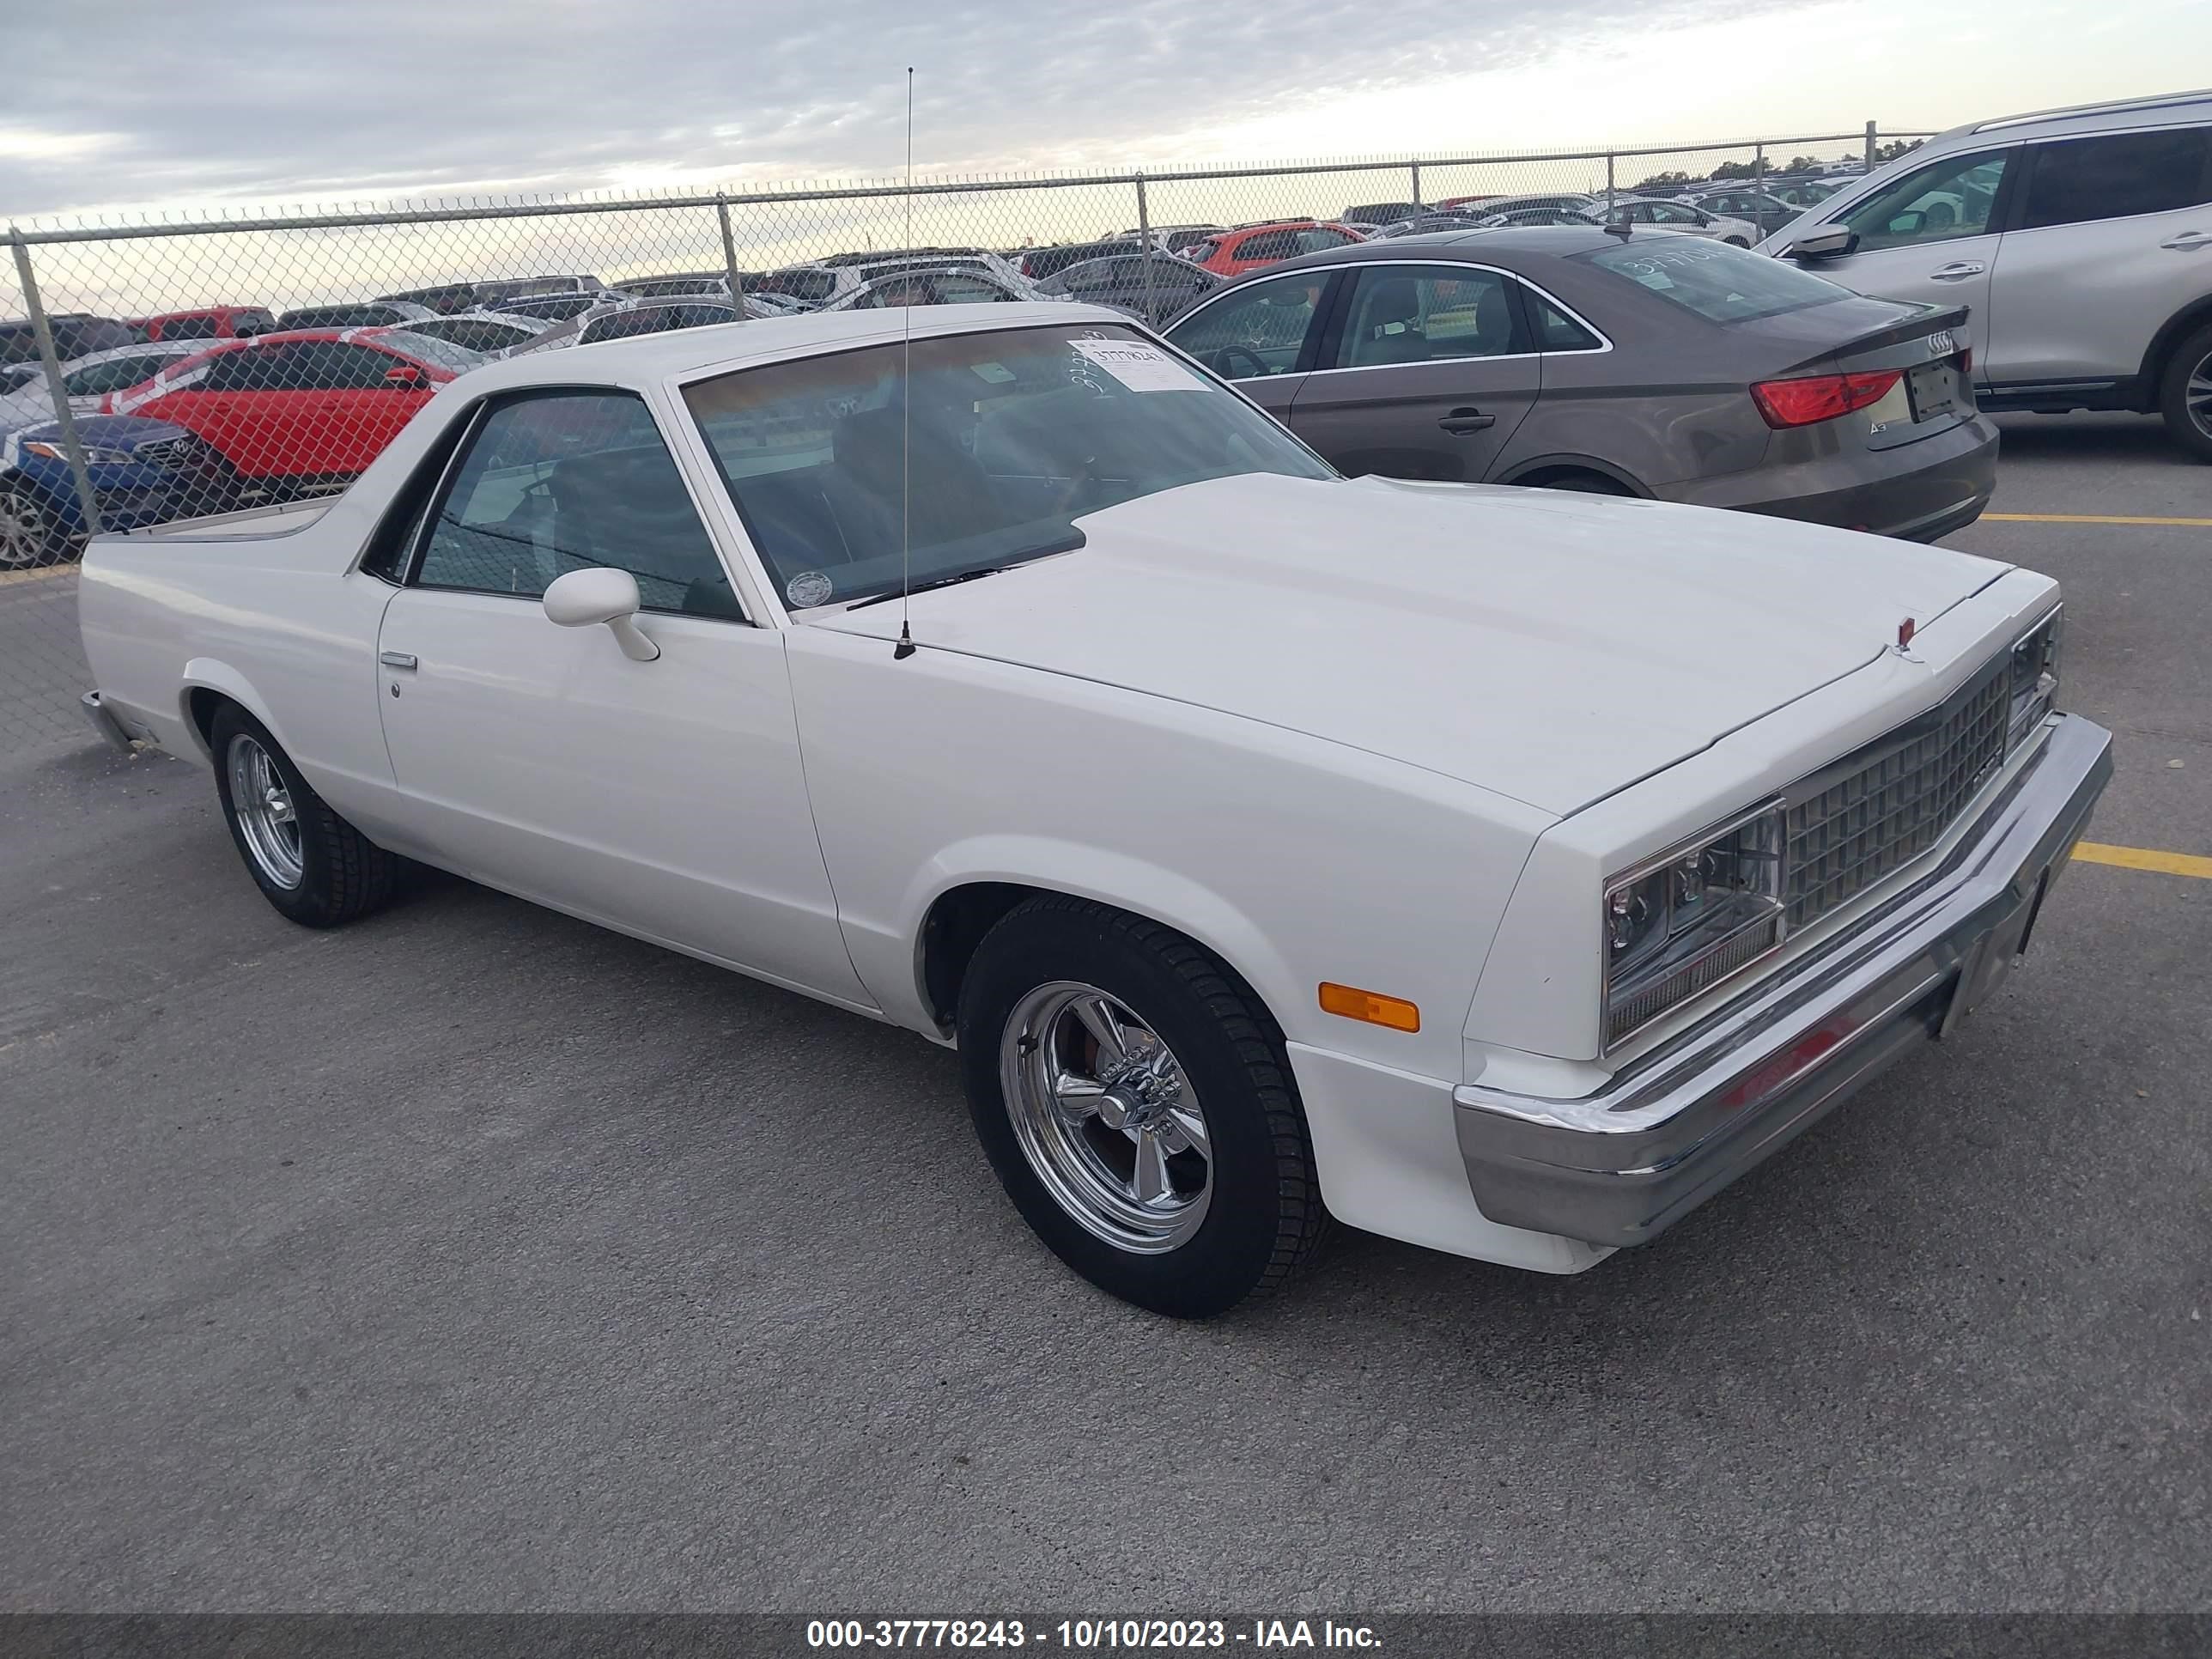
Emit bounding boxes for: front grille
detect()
[131,434,206,469]
[1783,667,2008,930]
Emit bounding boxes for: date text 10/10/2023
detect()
[805,1619,1383,1650]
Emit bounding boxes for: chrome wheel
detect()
[0,491,53,569]
[1000,981,1212,1255]
[2187,350,2212,438]
[227,732,304,890]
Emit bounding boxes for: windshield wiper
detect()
[846,565,1015,609]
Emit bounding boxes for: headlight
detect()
[22,440,133,465]
[1604,805,1785,1048]
[2008,606,2062,750]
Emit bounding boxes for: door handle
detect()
[1437,409,1497,434]
[2160,230,2211,251]
[1929,261,1985,280]
[379,651,417,671]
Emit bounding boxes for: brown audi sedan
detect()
[1160,228,1998,541]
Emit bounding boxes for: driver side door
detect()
[374,386,873,1006]
[1160,270,1341,422]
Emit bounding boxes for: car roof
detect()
[443,301,1135,393]
[1955,87,2212,138]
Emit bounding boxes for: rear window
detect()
[1577,238,1852,323]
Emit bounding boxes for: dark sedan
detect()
[1034,254,1223,324]
[1158,228,1998,542]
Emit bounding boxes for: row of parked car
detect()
[7,89,2211,570]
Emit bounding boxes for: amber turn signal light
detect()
[1318,981,1420,1032]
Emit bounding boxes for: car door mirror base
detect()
[542,567,660,661]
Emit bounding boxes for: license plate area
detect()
[1907,360,1960,422]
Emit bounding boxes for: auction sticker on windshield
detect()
[1070,337,1204,392]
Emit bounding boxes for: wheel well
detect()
[1510,465,1635,495]
[917,881,1274,1040]
[2140,295,2212,400]
[919,882,1038,1032]
[185,687,229,754]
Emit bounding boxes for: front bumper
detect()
[1452,713,2112,1249]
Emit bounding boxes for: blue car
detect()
[0,413,238,568]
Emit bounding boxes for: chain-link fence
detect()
[1,125,1929,755]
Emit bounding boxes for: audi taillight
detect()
[1751,369,1904,429]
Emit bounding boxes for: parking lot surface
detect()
[3,414,2208,1612]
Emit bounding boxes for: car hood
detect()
[810,473,2009,815]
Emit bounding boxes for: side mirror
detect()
[384,364,422,385]
[542,567,660,662]
[1784,227,1858,260]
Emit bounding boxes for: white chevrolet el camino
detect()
[78,303,2112,1316]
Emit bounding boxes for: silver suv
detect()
[1758,90,2212,458]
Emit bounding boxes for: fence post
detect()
[715,196,746,307]
[8,231,102,542]
[1410,160,1423,210]
[1753,142,1765,182]
[1864,120,1878,172]
[1604,152,1615,211]
[1136,173,1157,327]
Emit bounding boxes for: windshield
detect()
[1577,237,1854,323]
[684,321,1331,611]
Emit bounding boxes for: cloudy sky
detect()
[2,0,2203,220]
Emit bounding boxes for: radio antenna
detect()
[893,65,918,661]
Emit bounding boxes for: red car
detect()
[104,329,471,492]
[1187,221,1366,276]
[128,306,277,343]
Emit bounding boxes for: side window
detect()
[930,272,1012,304]
[1235,231,1294,262]
[413,391,743,620]
[64,354,174,395]
[323,343,413,389]
[1528,290,1602,352]
[2018,127,2212,229]
[1297,228,1356,253]
[165,316,221,340]
[1339,265,1522,368]
[360,404,483,581]
[1165,273,1328,376]
[198,344,285,392]
[1839,150,2010,248]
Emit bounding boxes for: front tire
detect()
[957,896,1328,1317]
[2158,322,2212,462]
[209,703,398,927]
[0,488,75,568]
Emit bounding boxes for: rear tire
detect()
[957,895,1328,1317]
[209,703,398,928]
[1724,236,1751,247]
[2157,322,2212,462]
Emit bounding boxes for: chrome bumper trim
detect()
[1453,714,2113,1248]
[78,690,135,757]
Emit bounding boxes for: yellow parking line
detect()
[1984,513,2212,526]
[2073,842,2212,880]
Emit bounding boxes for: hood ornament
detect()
[1898,617,1916,650]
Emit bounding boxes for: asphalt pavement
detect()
[3,414,2207,1613]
